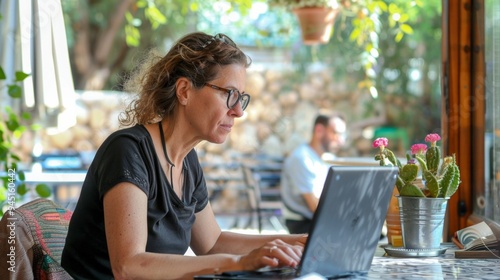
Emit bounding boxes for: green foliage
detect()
[268,0,339,9]
[423,169,439,197]
[124,0,169,47]
[400,183,425,197]
[426,146,441,174]
[59,0,442,153]
[0,66,50,216]
[399,164,418,183]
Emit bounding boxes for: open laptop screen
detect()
[298,166,398,277]
[195,166,398,279]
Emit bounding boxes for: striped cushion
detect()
[9,198,73,279]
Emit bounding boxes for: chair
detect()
[0,198,73,280]
[241,160,285,233]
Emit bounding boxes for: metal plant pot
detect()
[397,196,448,249]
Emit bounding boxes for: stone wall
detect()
[16,67,383,166]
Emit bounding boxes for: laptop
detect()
[195,165,398,279]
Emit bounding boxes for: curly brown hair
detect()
[120,32,252,126]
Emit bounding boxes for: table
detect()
[356,245,500,279]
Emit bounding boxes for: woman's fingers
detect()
[265,242,303,267]
[238,239,306,271]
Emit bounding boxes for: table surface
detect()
[354,244,500,279]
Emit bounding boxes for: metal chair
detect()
[241,159,285,233]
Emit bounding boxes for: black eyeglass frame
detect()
[204,83,250,111]
[200,33,237,49]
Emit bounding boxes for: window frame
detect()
[442,0,487,238]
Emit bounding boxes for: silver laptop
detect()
[195,166,398,279]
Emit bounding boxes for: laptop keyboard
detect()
[219,267,297,279]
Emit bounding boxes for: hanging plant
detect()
[269,0,341,45]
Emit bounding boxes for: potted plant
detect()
[268,0,341,45]
[373,134,461,251]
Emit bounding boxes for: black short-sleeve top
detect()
[61,125,209,279]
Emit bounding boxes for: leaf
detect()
[395,176,404,193]
[0,66,5,80]
[388,3,400,14]
[15,71,30,82]
[0,146,8,162]
[438,163,456,197]
[125,25,140,47]
[10,153,21,162]
[385,149,402,168]
[6,116,20,132]
[400,184,426,197]
[389,18,396,28]
[400,24,414,34]
[35,184,52,198]
[423,170,439,197]
[399,14,410,23]
[446,164,461,197]
[377,1,388,12]
[18,170,25,181]
[17,183,28,195]
[125,12,134,22]
[400,164,418,183]
[31,123,42,130]
[414,154,427,171]
[146,6,167,28]
[8,85,22,98]
[426,146,441,175]
[13,127,26,138]
[0,185,6,201]
[395,31,404,42]
[136,0,147,8]
[349,28,361,42]
[21,112,32,120]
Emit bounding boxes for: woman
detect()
[61,32,306,279]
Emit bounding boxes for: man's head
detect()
[312,113,347,154]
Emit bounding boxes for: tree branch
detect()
[94,0,135,65]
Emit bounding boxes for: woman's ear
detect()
[176,77,191,105]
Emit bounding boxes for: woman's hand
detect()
[237,239,305,271]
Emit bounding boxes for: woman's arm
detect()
[104,183,306,279]
[104,182,242,279]
[190,203,307,270]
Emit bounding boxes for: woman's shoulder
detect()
[105,125,149,142]
[96,125,152,153]
[110,124,148,136]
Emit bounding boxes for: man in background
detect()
[280,113,347,234]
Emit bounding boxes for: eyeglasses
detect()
[201,33,237,49]
[204,83,250,111]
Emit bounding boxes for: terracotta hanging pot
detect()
[292,7,339,45]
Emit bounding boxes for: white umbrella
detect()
[0,0,76,131]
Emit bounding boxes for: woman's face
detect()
[186,63,247,144]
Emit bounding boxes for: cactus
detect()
[373,133,461,198]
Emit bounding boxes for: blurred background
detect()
[0,0,443,231]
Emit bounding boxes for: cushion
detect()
[0,198,74,280]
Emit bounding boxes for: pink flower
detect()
[425,133,441,143]
[411,144,427,155]
[372,137,388,148]
[425,133,441,147]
